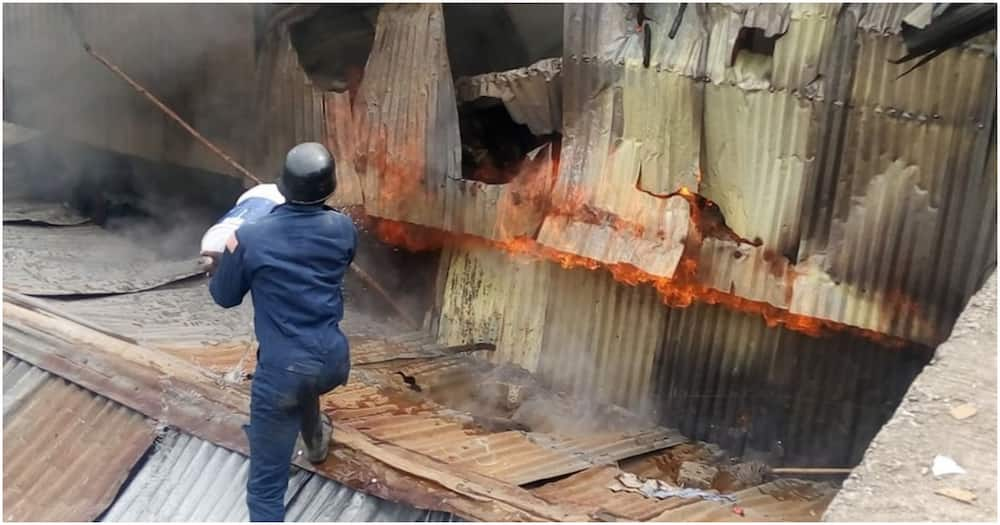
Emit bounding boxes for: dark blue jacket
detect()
[209,203,357,375]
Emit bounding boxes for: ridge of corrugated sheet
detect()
[101,429,457,522]
[857,3,922,34]
[3,353,157,522]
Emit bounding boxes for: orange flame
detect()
[370,218,911,348]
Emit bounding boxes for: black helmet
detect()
[278,142,336,204]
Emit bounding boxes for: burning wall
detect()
[267,3,994,462]
[313,3,994,348]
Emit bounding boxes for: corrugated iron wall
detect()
[436,246,931,466]
[251,24,327,188]
[2,4,255,176]
[332,3,995,347]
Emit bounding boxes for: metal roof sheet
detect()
[101,429,456,522]
[3,222,200,296]
[3,353,157,522]
[326,368,687,486]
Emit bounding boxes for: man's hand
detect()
[198,252,221,275]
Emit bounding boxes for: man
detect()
[209,142,357,522]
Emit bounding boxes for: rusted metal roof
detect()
[2,353,157,522]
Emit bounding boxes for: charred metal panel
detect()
[2,354,156,522]
[2,4,255,176]
[352,4,559,241]
[436,245,932,466]
[791,19,998,344]
[652,301,931,466]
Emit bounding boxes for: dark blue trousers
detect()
[245,358,349,522]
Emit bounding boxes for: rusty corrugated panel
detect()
[2,4,254,175]
[651,301,931,467]
[323,91,365,207]
[325,373,685,486]
[354,4,559,242]
[2,353,156,522]
[253,25,327,185]
[455,58,563,135]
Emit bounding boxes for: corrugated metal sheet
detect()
[3,353,157,522]
[101,429,456,522]
[3,223,200,296]
[455,58,563,135]
[652,301,931,467]
[857,3,921,34]
[537,257,668,411]
[438,246,668,411]
[323,90,366,207]
[437,250,552,371]
[352,4,561,242]
[326,373,687,486]
[651,479,835,521]
[788,25,997,345]
[2,4,255,175]
[47,284,251,348]
[436,245,932,466]
[252,25,327,187]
